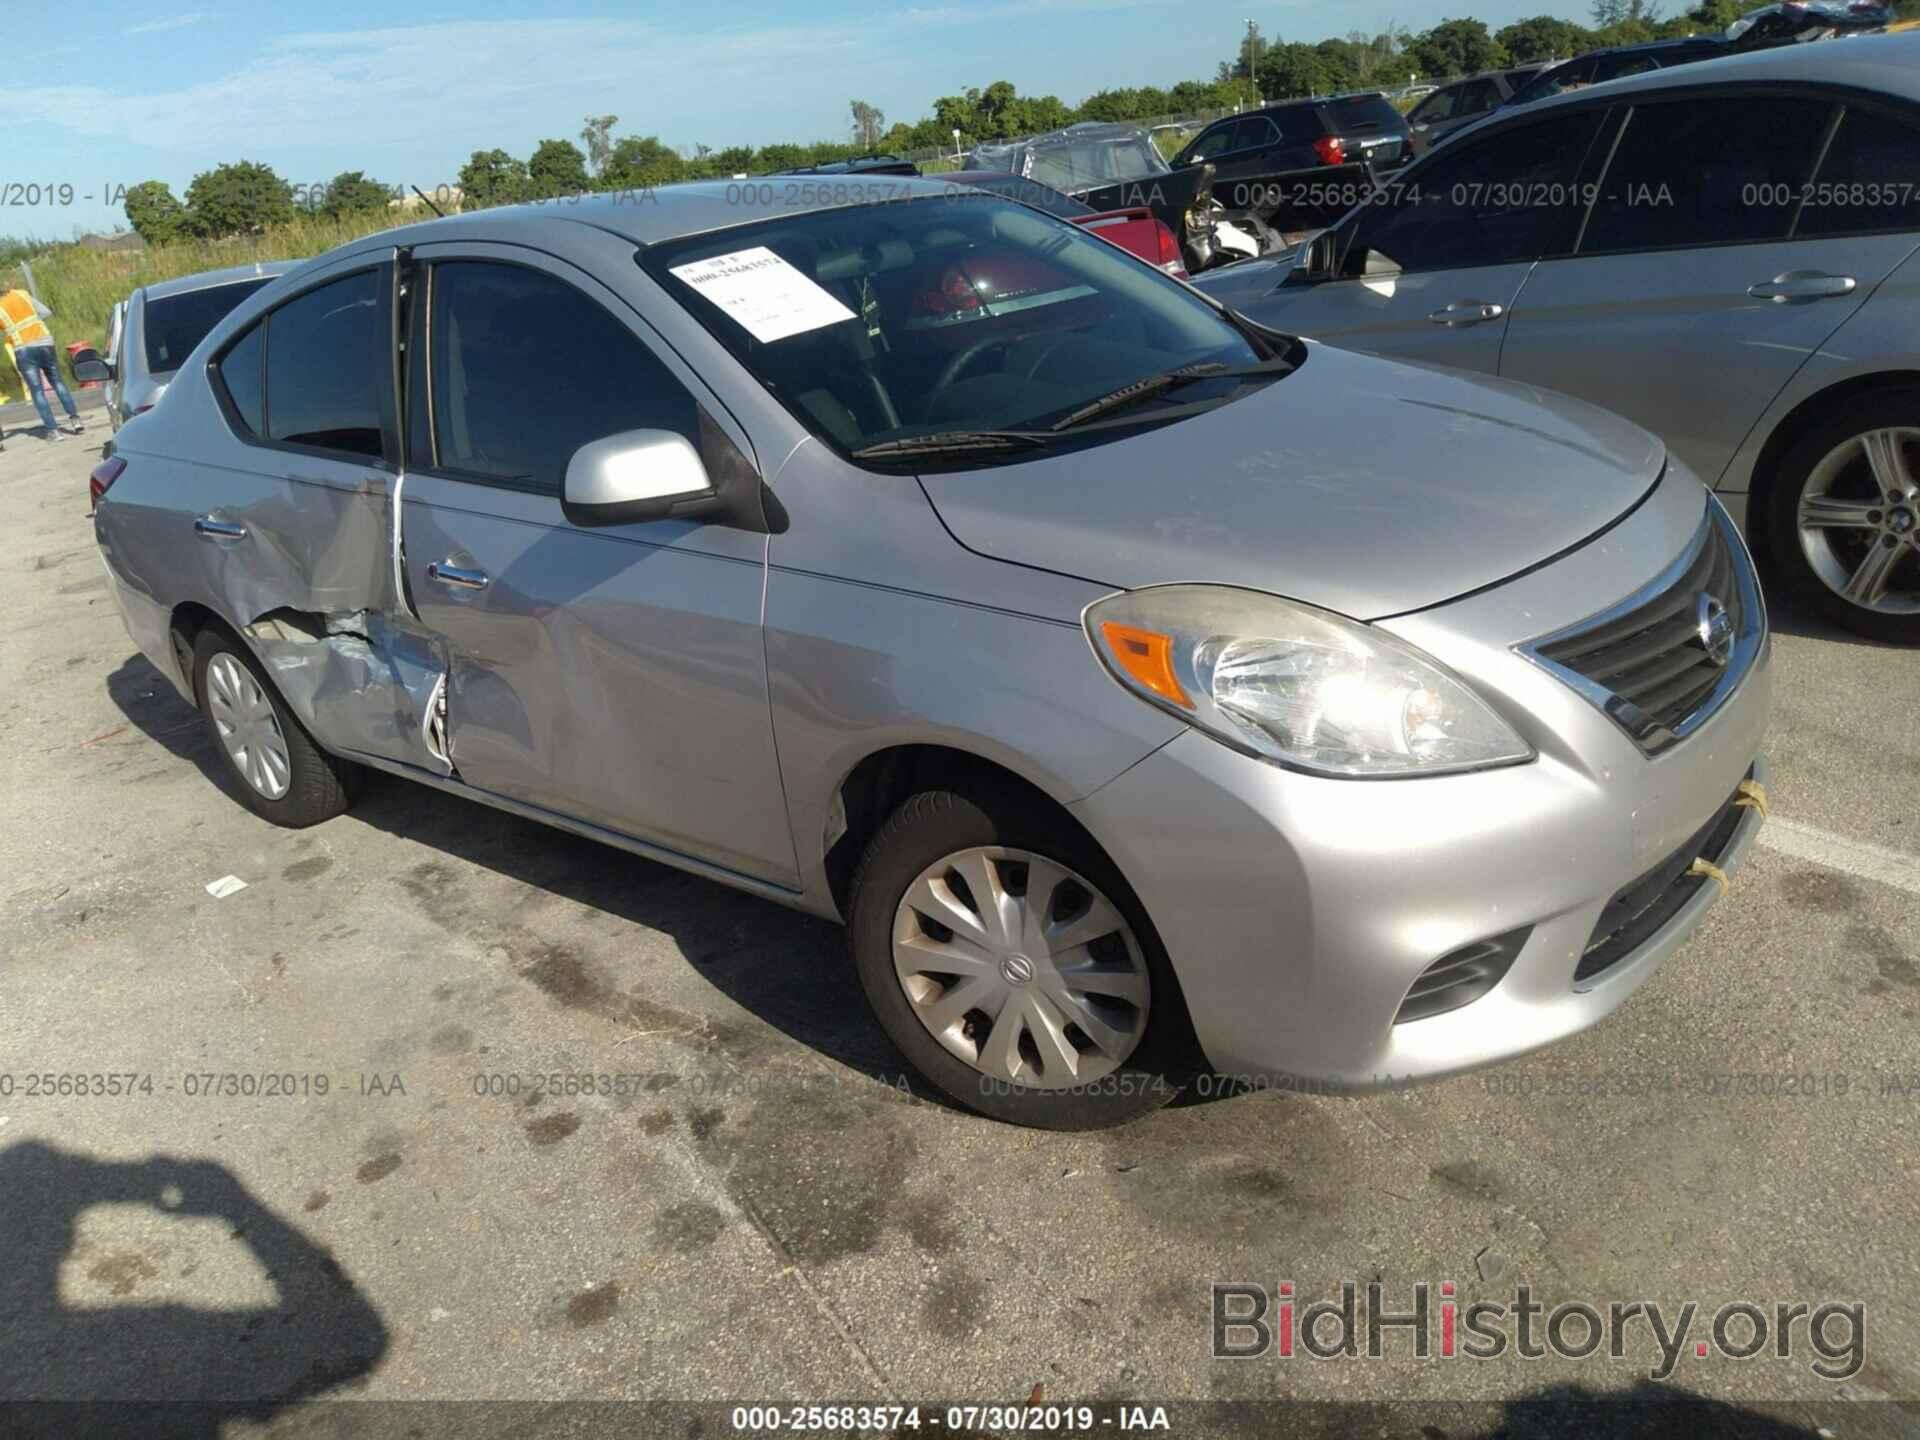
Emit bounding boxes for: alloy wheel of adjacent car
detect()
[891,845,1151,1089]
[1769,394,1920,645]
[190,628,356,828]
[848,788,1190,1129]
[1796,427,1920,617]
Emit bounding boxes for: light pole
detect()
[1245,18,1260,106]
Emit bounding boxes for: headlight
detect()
[1085,585,1532,778]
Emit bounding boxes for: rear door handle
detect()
[1748,271,1857,303]
[426,561,489,591]
[193,517,246,540]
[1427,300,1505,327]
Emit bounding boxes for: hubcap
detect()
[206,652,291,800]
[1797,427,1920,617]
[892,846,1149,1090]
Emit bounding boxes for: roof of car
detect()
[139,259,299,302]
[326,176,988,262]
[1520,27,1920,107]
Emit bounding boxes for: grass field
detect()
[11,212,411,365]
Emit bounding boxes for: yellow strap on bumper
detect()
[1688,857,1729,898]
[1734,778,1769,818]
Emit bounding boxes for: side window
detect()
[1581,96,1833,255]
[1531,57,1596,100]
[1796,105,1920,239]
[1235,117,1277,150]
[1457,79,1502,116]
[1412,89,1458,125]
[264,270,386,458]
[1592,54,1661,85]
[217,324,264,435]
[427,261,699,495]
[1342,110,1604,275]
[1190,122,1232,160]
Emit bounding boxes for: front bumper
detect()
[1069,485,1774,1091]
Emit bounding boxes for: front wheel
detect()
[847,788,1191,1129]
[1766,391,1920,644]
[191,628,355,827]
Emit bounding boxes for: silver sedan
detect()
[1194,32,1920,644]
[92,178,1769,1127]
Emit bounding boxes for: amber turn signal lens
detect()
[1099,621,1192,709]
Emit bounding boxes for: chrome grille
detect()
[1520,501,1764,754]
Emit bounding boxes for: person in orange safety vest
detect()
[1,281,85,451]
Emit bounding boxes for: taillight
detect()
[1153,221,1188,279]
[1313,135,1346,166]
[89,456,126,510]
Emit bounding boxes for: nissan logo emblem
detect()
[1696,594,1734,669]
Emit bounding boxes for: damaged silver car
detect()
[94,183,1771,1129]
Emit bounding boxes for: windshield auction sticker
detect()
[668,247,855,343]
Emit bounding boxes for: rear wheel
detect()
[1766,391,1920,644]
[191,628,354,827]
[847,787,1190,1129]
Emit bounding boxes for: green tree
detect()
[457,148,530,209]
[599,136,686,189]
[528,139,590,198]
[322,170,391,218]
[1406,18,1508,78]
[579,115,617,177]
[850,99,886,149]
[123,180,190,245]
[1496,15,1595,61]
[184,161,295,238]
[1258,43,1333,99]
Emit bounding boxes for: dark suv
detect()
[1171,94,1412,185]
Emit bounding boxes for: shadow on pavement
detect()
[0,1139,388,1440]
[102,649,957,1108]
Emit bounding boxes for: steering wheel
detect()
[931,335,1013,399]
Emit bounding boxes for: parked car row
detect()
[1193,33,1920,643]
[86,42,1858,1130]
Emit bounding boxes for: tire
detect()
[191,627,354,828]
[1764,389,1920,644]
[847,786,1194,1129]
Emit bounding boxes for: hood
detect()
[919,343,1666,620]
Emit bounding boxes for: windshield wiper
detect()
[1049,356,1295,432]
[850,430,1052,460]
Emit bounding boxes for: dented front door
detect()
[396,244,798,888]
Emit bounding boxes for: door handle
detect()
[193,517,246,540]
[1748,272,1856,303]
[1427,300,1505,327]
[426,561,489,591]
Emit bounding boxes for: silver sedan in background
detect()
[1194,33,1920,644]
[92,181,1769,1128]
[98,262,293,432]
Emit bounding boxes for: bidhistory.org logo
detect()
[1212,1282,1864,1381]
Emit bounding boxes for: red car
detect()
[939,171,1187,279]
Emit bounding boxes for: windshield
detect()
[1025,139,1167,193]
[142,277,275,373]
[644,195,1268,461]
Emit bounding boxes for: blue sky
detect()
[4,0,1596,239]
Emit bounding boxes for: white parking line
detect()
[1756,815,1920,898]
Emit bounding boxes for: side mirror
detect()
[561,429,724,528]
[1303,230,1338,280]
[72,354,113,384]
